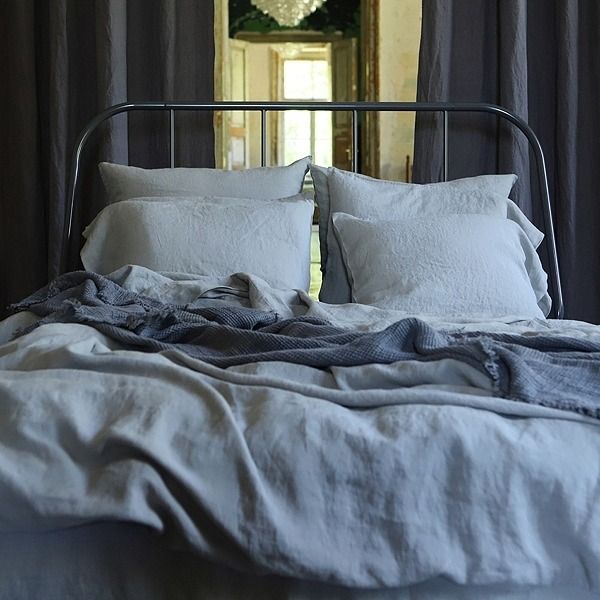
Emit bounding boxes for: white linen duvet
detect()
[1,266,599,600]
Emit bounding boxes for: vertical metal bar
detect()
[534,148,564,318]
[352,110,359,172]
[169,109,175,168]
[442,110,448,181]
[261,110,267,166]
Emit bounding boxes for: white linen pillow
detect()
[100,156,311,204]
[317,167,544,305]
[310,165,524,303]
[81,195,314,291]
[332,212,549,319]
[319,168,537,304]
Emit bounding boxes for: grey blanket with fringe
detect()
[11,271,600,418]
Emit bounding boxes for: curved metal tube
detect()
[63,100,563,318]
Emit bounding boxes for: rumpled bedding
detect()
[1,265,600,592]
[11,270,600,418]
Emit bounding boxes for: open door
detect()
[331,38,358,170]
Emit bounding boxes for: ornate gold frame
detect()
[360,0,379,177]
[213,0,229,167]
[214,0,380,175]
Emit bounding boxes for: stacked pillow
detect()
[310,166,551,319]
[81,158,313,290]
[82,196,313,291]
[83,156,551,319]
[99,157,311,203]
[332,213,546,318]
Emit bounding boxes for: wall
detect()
[378,0,422,181]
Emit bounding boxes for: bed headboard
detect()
[64,101,563,318]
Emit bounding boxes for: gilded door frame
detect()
[213,0,229,168]
[214,0,380,174]
[360,0,379,177]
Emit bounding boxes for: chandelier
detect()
[251,0,327,28]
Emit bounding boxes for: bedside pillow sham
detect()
[332,212,549,319]
[81,195,314,291]
[100,156,311,204]
[317,167,544,305]
[310,166,522,292]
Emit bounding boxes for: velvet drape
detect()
[0,0,215,315]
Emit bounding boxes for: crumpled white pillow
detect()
[100,156,311,204]
[81,195,314,291]
[332,212,549,319]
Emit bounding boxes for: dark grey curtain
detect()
[414,0,600,323]
[0,0,215,316]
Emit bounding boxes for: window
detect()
[277,49,332,166]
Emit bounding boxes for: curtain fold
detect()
[414,0,600,322]
[0,2,47,315]
[0,0,215,315]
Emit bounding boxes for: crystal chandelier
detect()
[251,0,327,28]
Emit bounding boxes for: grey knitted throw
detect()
[11,271,600,419]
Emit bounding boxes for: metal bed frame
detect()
[64,101,564,318]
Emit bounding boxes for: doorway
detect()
[214,0,421,179]
[214,0,361,172]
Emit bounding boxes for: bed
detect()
[1,101,599,600]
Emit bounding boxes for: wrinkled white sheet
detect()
[1,266,600,593]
